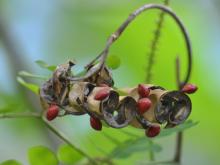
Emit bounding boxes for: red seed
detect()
[46,105,59,121]
[94,88,110,101]
[137,98,152,114]
[138,84,150,98]
[146,125,161,138]
[90,117,102,131]
[181,84,198,94]
[99,83,109,87]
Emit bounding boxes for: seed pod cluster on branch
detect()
[40,4,198,138]
[40,61,197,138]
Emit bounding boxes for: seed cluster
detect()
[40,61,197,138]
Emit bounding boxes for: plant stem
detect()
[146,0,170,83]
[149,140,155,161]
[0,112,98,165]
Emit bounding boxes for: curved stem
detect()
[69,3,192,88]
[0,112,97,165]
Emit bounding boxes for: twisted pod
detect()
[40,4,197,137]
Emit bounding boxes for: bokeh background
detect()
[0,0,219,164]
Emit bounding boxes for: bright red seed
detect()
[146,125,161,138]
[99,83,109,87]
[94,88,110,101]
[90,117,102,131]
[137,98,152,114]
[46,105,59,121]
[181,84,198,94]
[138,84,150,98]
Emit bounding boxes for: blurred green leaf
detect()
[17,77,39,95]
[102,132,121,145]
[18,71,48,80]
[57,144,83,165]
[0,160,22,165]
[109,137,162,159]
[106,55,121,70]
[35,60,56,71]
[28,146,58,165]
[158,120,199,138]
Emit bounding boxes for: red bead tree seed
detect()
[99,83,109,87]
[90,117,102,131]
[46,105,59,121]
[181,84,198,94]
[146,125,161,138]
[94,88,110,101]
[137,98,152,114]
[138,84,150,98]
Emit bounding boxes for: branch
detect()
[146,0,170,83]
[0,112,41,119]
[0,112,98,165]
[69,3,192,88]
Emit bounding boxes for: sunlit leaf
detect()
[17,77,39,95]
[106,55,121,70]
[28,146,58,165]
[18,71,48,80]
[35,60,56,71]
[158,120,199,138]
[109,137,162,159]
[102,132,121,145]
[0,160,22,165]
[57,144,83,165]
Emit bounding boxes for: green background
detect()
[0,0,219,164]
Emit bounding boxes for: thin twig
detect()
[146,0,170,161]
[69,4,192,87]
[0,112,41,119]
[0,112,98,165]
[41,117,98,165]
[174,57,184,163]
[146,0,170,83]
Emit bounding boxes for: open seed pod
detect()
[155,91,192,127]
[85,64,114,87]
[101,92,137,128]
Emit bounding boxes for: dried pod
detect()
[101,91,136,128]
[86,64,114,87]
[155,91,192,127]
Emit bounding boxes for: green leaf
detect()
[106,55,121,70]
[35,60,56,71]
[28,146,58,165]
[57,144,83,165]
[158,120,199,138]
[0,160,22,165]
[18,71,48,80]
[109,137,162,159]
[17,77,39,95]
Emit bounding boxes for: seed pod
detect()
[90,117,102,131]
[137,98,152,114]
[181,84,198,94]
[146,125,161,138]
[46,105,59,121]
[138,84,150,98]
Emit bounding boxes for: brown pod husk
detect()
[155,91,192,127]
[85,64,114,87]
[101,91,137,128]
